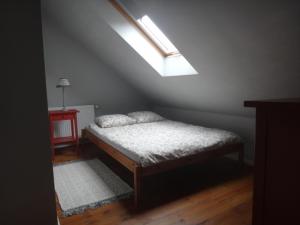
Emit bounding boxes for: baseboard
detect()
[225,154,254,166]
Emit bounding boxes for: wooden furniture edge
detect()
[142,143,244,176]
[245,98,300,107]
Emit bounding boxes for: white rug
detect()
[53,159,133,216]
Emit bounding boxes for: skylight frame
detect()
[109,0,180,57]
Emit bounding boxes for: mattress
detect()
[87,120,242,167]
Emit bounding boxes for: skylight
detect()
[137,15,179,56]
[105,0,198,76]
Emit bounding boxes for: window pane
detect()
[137,15,179,55]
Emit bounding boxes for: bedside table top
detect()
[49,109,79,115]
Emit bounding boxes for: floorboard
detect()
[53,143,253,225]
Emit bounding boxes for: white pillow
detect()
[95,114,136,128]
[127,111,165,123]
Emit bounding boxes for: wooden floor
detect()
[54,144,253,225]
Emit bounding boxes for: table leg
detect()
[49,120,55,161]
[74,114,80,155]
[70,118,75,142]
[134,166,142,209]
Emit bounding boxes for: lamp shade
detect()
[56,78,71,87]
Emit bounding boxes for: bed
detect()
[82,117,244,208]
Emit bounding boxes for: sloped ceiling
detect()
[42,0,300,116]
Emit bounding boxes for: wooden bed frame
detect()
[82,128,244,208]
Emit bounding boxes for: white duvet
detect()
[87,120,241,167]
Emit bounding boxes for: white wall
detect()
[153,106,255,164]
[42,0,300,117]
[42,18,150,116]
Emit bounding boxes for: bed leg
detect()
[238,149,244,168]
[134,166,142,209]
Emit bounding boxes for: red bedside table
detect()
[49,109,80,159]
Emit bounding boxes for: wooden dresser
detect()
[245,99,300,225]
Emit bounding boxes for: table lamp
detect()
[56,78,71,111]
